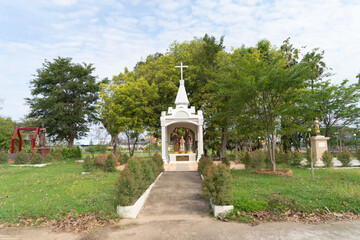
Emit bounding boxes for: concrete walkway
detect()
[138,171,209,218]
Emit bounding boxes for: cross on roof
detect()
[175,62,188,80]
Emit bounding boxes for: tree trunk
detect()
[131,135,138,157]
[126,133,131,156]
[219,128,227,160]
[68,135,75,148]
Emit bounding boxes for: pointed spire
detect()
[175,80,189,106]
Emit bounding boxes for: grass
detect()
[231,168,360,214]
[0,162,119,223]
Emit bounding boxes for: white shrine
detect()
[160,63,204,163]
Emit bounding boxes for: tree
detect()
[0,117,16,151]
[220,40,321,171]
[312,80,360,137]
[100,72,158,156]
[26,57,103,148]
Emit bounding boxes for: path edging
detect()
[117,172,163,219]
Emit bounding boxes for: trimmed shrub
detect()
[52,152,64,161]
[242,151,251,169]
[337,150,352,167]
[321,151,334,168]
[197,156,213,177]
[115,168,140,206]
[14,151,29,164]
[83,155,94,172]
[141,159,156,187]
[119,153,129,164]
[31,154,43,164]
[95,154,107,168]
[127,157,145,191]
[202,164,233,206]
[44,155,54,163]
[61,147,82,160]
[275,149,292,164]
[221,155,230,167]
[289,151,303,166]
[249,150,266,169]
[104,154,116,172]
[151,152,164,174]
[0,151,8,164]
[355,149,360,160]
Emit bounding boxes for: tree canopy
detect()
[26,57,104,148]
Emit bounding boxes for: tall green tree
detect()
[26,57,103,148]
[0,117,16,151]
[221,40,321,171]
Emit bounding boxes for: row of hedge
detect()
[115,152,164,206]
[198,156,233,206]
[82,154,117,172]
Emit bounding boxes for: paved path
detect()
[138,171,209,218]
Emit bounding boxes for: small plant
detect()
[250,150,266,169]
[14,151,29,164]
[44,155,54,163]
[52,152,64,161]
[321,151,333,168]
[289,151,303,166]
[119,153,129,164]
[104,154,116,172]
[197,155,213,177]
[115,168,140,206]
[82,155,94,172]
[151,152,164,174]
[202,163,233,206]
[95,154,107,168]
[242,151,251,169]
[305,148,312,167]
[0,151,8,164]
[221,155,230,167]
[141,159,156,186]
[127,157,145,191]
[355,149,360,160]
[337,150,352,167]
[31,154,43,164]
[61,147,82,160]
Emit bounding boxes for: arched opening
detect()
[169,127,196,154]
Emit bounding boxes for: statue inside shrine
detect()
[172,128,180,153]
[185,128,193,153]
[179,136,185,153]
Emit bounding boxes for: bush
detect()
[242,151,251,169]
[197,155,213,177]
[44,155,54,163]
[83,155,94,172]
[355,149,360,160]
[104,154,116,172]
[31,154,43,164]
[0,151,8,164]
[221,155,230,167]
[321,151,333,168]
[52,152,64,161]
[95,154,107,168]
[151,152,164,174]
[119,153,129,165]
[289,151,303,166]
[337,150,352,167]
[275,149,292,164]
[61,147,82,160]
[127,157,145,192]
[115,168,140,206]
[305,148,312,167]
[202,164,233,206]
[249,150,266,169]
[141,159,156,186]
[14,151,29,164]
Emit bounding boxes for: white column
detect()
[197,125,204,161]
[161,126,167,163]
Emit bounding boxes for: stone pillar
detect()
[161,126,168,163]
[311,136,330,166]
[197,125,204,161]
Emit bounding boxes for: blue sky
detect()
[1,0,360,124]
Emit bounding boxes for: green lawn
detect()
[0,162,119,223]
[231,168,360,214]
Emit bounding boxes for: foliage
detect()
[115,168,139,206]
[355,149,360,161]
[0,151,8,164]
[118,153,129,165]
[202,164,233,206]
[14,151,29,164]
[151,152,164,173]
[242,151,251,169]
[249,150,267,169]
[289,151,303,166]
[82,155,94,172]
[95,154,107,168]
[30,154,43,164]
[141,159,156,187]
[321,151,334,168]
[104,154,116,172]
[0,163,119,223]
[305,148,312,167]
[0,117,16,152]
[61,147,82,160]
[275,149,292,164]
[126,157,145,192]
[197,155,213,177]
[337,150,352,167]
[26,57,104,147]
[221,155,230,167]
[44,155,53,163]
[230,168,360,214]
[51,152,64,161]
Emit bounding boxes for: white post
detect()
[197,125,204,161]
[161,126,167,163]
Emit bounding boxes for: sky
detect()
[0,0,359,123]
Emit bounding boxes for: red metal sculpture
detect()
[11,127,39,154]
